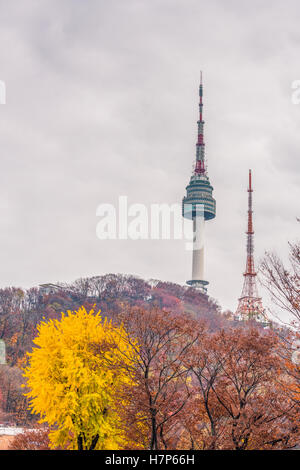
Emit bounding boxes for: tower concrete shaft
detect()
[191,207,206,289]
[182,73,215,294]
[236,170,266,320]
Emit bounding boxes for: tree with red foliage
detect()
[181,327,299,450]
[115,307,202,450]
[260,238,299,328]
[0,288,24,352]
[8,428,51,450]
[260,236,300,415]
[0,365,33,425]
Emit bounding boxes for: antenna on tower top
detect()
[248,169,252,192]
[194,70,205,175]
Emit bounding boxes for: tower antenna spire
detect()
[194,71,205,175]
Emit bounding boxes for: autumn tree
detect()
[114,307,201,450]
[182,327,299,450]
[0,365,31,425]
[274,330,300,410]
[23,306,137,450]
[260,235,300,409]
[0,288,23,340]
[260,239,300,328]
[8,428,51,450]
[0,288,25,364]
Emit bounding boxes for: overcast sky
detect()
[0,0,299,318]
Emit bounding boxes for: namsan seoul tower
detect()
[182,73,216,294]
[235,170,267,323]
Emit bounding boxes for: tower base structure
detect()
[187,279,209,294]
[235,296,268,324]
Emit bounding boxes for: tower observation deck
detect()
[182,73,216,293]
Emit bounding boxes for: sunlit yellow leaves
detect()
[23,306,137,450]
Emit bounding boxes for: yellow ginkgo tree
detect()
[23,306,137,450]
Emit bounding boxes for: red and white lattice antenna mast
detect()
[246,169,255,277]
[194,71,206,175]
[236,170,267,322]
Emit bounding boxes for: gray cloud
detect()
[0,0,299,318]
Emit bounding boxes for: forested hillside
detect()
[0,274,225,367]
[0,274,224,425]
[0,273,298,450]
